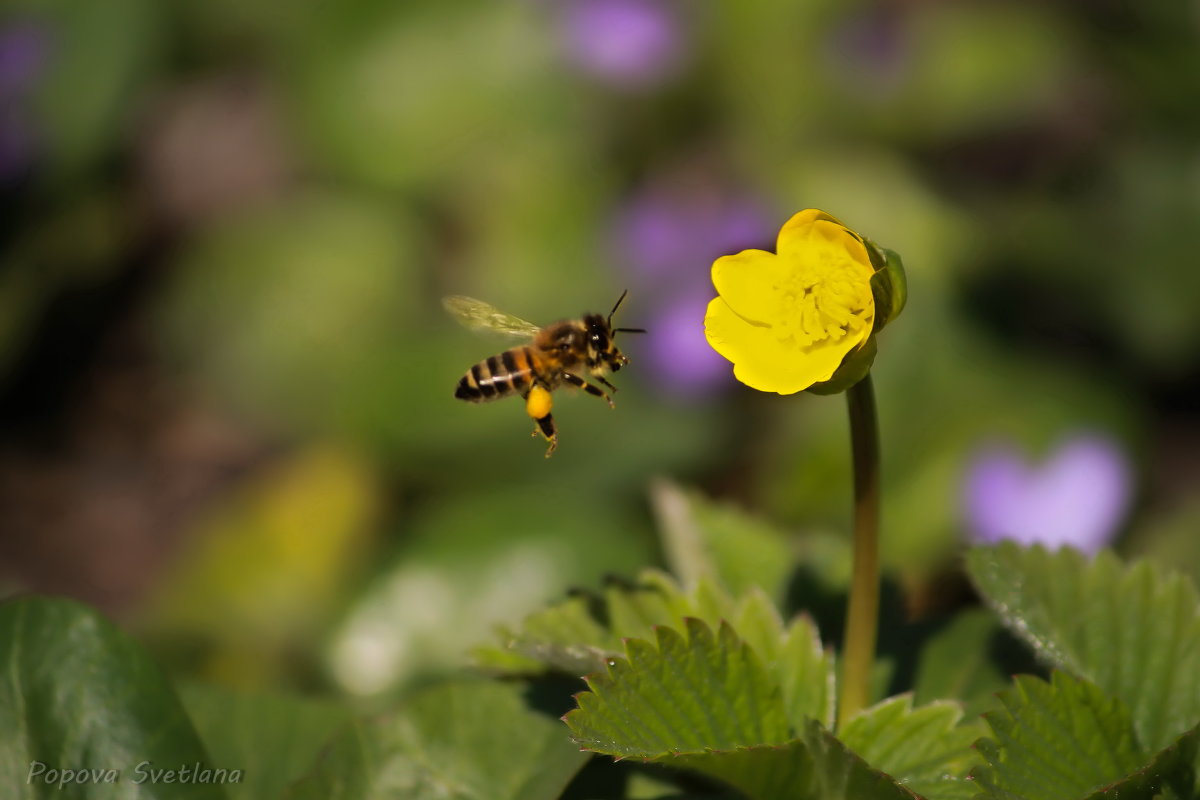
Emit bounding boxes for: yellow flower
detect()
[704,209,901,395]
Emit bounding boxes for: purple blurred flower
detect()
[611,176,774,398]
[0,20,52,184]
[559,0,687,90]
[641,289,731,395]
[825,7,911,99]
[963,432,1134,555]
[615,186,771,284]
[0,21,51,97]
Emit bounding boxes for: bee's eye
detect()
[559,342,571,352]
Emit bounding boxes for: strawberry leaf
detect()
[285,679,588,800]
[967,544,1200,752]
[972,672,1198,800]
[565,617,979,800]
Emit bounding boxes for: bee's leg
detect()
[562,372,615,409]
[524,385,558,457]
[595,375,618,394]
[532,414,558,457]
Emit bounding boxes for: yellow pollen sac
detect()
[525,385,553,420]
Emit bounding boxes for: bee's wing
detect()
[443,295,542,338]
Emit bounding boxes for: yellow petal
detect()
[704,296,868,394]
[777,211,871,271]
[704,296,756,365]
[777,209,845,250]
[710,249,786,323]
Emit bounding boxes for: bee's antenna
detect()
[608,289,630,325]
[608,290,645,334]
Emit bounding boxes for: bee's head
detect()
[583,313,624,370]
[585,290,645,372]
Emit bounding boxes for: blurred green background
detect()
[0,0,1197,698]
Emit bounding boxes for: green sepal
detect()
[805,337,877,396]
[805,235,901,395]
[866,242,907,333]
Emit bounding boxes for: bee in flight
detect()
[445,291,645,457]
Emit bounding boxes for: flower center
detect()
[774,268,872,349]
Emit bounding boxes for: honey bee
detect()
[445,291,645,457]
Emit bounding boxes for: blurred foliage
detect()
[160,192,423,440]
[140,444,379,687]
[1,0,1198,703]
[178,681,352,800]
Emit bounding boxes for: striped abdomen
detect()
[455,347,539,402]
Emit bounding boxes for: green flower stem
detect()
[838,372,881,729]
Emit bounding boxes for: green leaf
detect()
[483,570,840,741]
[478,570,770,676]
[565,618,921,799]
[567,619,790,756]
[650,480,795,602]
[668,723,922,800]
[972,672,1198,800]
[0,596,226,799]
[967,544,1200,751]
[912,609,1011,717]
[332,482,651,693]
[769,614,837,732]
[474,594,620,675]
[285,679,588,800]
[605,571,722,645]
[177,683,351,800]
[840,696,984,799]
[474,572,688,676]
